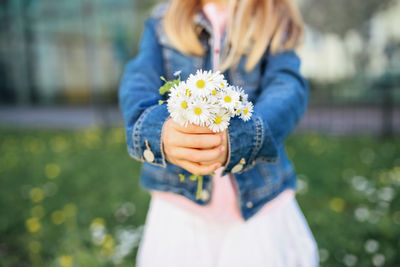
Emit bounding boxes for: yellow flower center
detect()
[212,89,217,95]
[181,101,188,109]
[215,116,222,124]
[221,82,225,87]
[196,80,206,89]
[185,89,191,96]
[224,95,232,103]
[243,107,249,115]
[194,107,202,115]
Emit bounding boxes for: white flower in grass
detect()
[240,101,253,121]
[220,86,240,113]
[208,109,230,132]
[187,98,212,127]
[187,70,215,97]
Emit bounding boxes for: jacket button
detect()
[246,201,253,208]
[200,190,210,202]
[231,164,243,173]
[143,140,155,162]
[143,149,154,162]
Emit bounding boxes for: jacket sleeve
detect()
[222,50,309,175]
[118,18,169,167]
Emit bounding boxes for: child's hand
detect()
[162,118,227,175]
[215,130,228,167]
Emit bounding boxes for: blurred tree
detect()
[301,0,395,36]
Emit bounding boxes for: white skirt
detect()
[137,195,319,267]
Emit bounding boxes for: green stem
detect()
[196,175,203,200]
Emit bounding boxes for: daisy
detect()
[187,98,212,127]
[173,70,182,77]
[234,102,244,116]
[219,79,228,90]
[220,86,240,113]
[186,70,215,97]
[168,83,182,98]
[163,69,253,131]
[208,71,227,90]
[177,81,194,98]
[168,105,189,126]
[233,86,248,103]
[240,101,254,121]
[208,109,230,132]
[167,90,190,126]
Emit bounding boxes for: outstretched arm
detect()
[222,50,309,175]
[119,18,169,167]
[119,18,227,175]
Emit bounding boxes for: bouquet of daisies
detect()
[159,70,253,199]
[162,70,253,132]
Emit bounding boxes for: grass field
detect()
[0,127,399,266]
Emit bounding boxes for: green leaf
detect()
[159,84,169,95]
[158,77,181,95]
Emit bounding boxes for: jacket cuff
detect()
[221,113,278,175]
[129,104,169,167]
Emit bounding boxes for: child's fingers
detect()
[169,146,224,163]
[199,158,224,166]
[176,160,221,176]
[197,146,227,165]
[166,131,222,149]
[172,121,214,134]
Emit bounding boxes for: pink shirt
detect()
[152,3,294,222]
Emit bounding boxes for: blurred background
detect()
[0,0,399,266]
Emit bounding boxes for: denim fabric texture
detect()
[118,5,309,220]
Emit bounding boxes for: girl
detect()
[119,0,319,266]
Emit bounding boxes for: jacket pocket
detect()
[245,160,294,199]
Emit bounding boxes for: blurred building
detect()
[0,0,157,105]
[299,0,400,105]
[0,0,399,108]
[300,0,400,81]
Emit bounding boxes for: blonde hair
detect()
[163,0,304,72]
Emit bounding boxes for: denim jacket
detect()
[119,5,309,220]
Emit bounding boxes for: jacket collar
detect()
[193,10,213,35]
